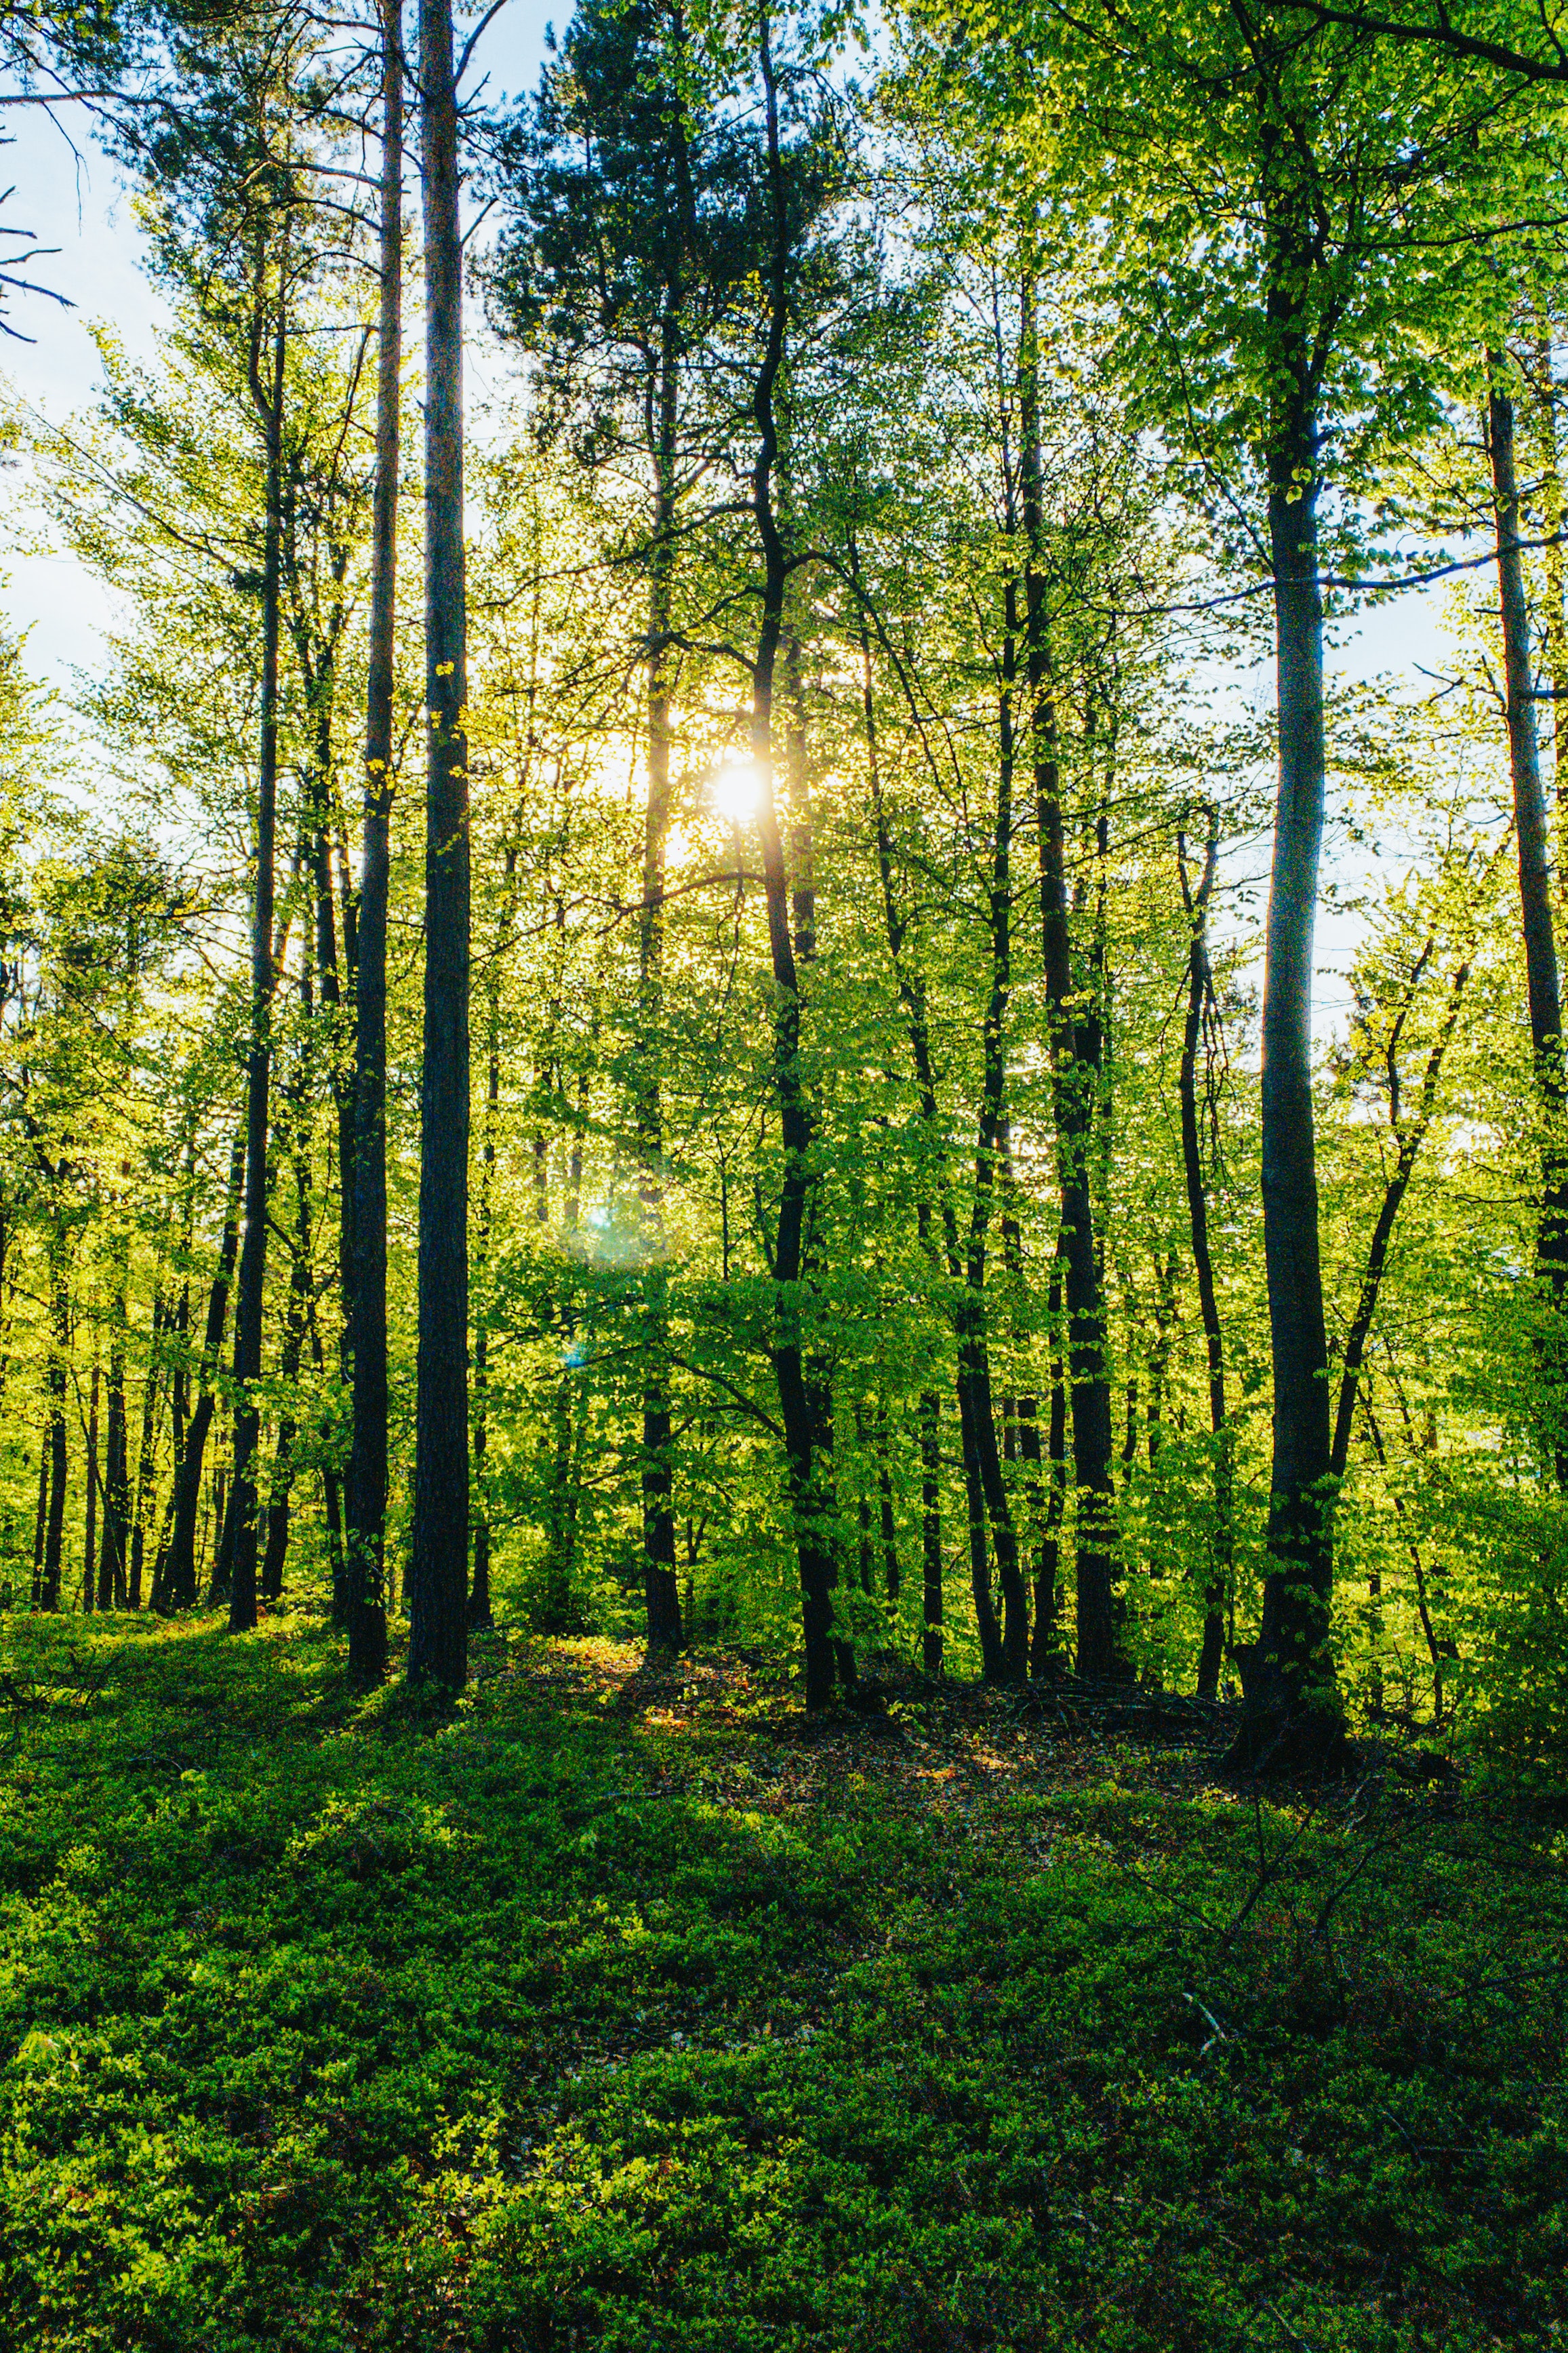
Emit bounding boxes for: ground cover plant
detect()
[0,1610,1562,2352]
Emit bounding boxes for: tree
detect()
[406,0,470,1690]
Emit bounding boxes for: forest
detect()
[0,0,1567,2343]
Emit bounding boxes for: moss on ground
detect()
[0,1614,1561,2351]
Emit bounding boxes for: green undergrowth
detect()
[0,1615,1563,2352]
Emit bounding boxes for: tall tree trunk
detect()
[41,1238,69,1615]
[876,1400,899,1602]
[1020,284,1123,1680]
[1329,946,1470,1481]
[1487,353,1568,1480]
[468,842,514,1635]
[1533,332,1568,901]
[1177,813,1231,1699]
[347,0,401,1682]
[637,315,685,1659]
[260,926,319,1608]
[1029,1240,1068,1677]
[229,248,288,1638]
[851,533,996,1676]
[31,1433,47,1610]
[1241,270,1340,1760]
[129,1291,167,1613]
[167,1132,245,1611]
[919,1386,942,1672]
[965,570,1028,1682]
[750,12,847,1709]
[99,1248,129,1610]
[82,1358,99,1615]
[407,0,470,1690]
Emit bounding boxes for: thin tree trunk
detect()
[961,560,1027,1682]
[129,1291,167,1613]
[1328,947,1470,1480]
[1177,813,1230,1699]
[468,843,512,1634]
[82,1359,99,1615]
[1242,266,1340,1760]
[407,0,470,1690]
[31,1432,47,1608]
[100,1252,129,1610]
[919,1387,942,1672]
[1533,333,1568,903]
[750,12,847,1710]
[41,1235,68,1614]
[1029,1240,1068,1677]
[876,1400,898,1602]
[1487,353,1568,1480]
[229,242,288,1637]
[637,307,684,1658]
[851,531,998,1678]
[1020,282,1123,1680]
[347,0,401,1682]
[167,1132,245,1611]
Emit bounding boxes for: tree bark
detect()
[919,1386,942,1672]
[99,1246,129,1610]
[82,1358,99,1614]
[228,243,288,1637]
[1241,270,1341,1761]
[42,1235,68,1613]
[167,1131,245,1612]
[1019,281,1123,1679]
[468,841,512,1635]
[1487,355,1568,1478]
[347,0,402,1684]
[1176,813,1230,1699]
[407,0,470,1690]
[750,13,847,1709]
[129,1290,167,1613]
[637,282,683,1658]
[1328,946,1469,1480]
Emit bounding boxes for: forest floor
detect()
[0,1617,1563,2352]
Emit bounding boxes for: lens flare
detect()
[710,761,763,825]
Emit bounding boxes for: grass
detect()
[0,1612,1562,2351]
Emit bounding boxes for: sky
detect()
[0,8,1470,1041]
[0,0,558,686]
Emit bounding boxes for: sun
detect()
[709,760,764,825]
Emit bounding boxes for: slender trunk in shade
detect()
[229,246,288,1636]
[260,914,318,1606]
[877,1402,898,1602]
[407,0,470,1690]
[1020,281,1123,1678]
[42,1236,68,1613]
[919,1387,942,1672]
[31,1436,46,1609]
[469,842,513,1634]
[104,1339,128,1608]
[852,532,979,1678]
[83,1360,99,1613]
[1029,1239,1068,1678]
[637,311,683,1658]
[1238,252,1340,1759]
[129,1291,167,1612]
[1177,814,1231,1699]
[1487,357,1568,1478]
[348,0,401,1682]
[168,1131,245,1610]
[750,14,846,1707]
[1534,335,1568,898]
[1329,947,1470,1484]
[964,568,1026,1682]
[150,1289,188,1612]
